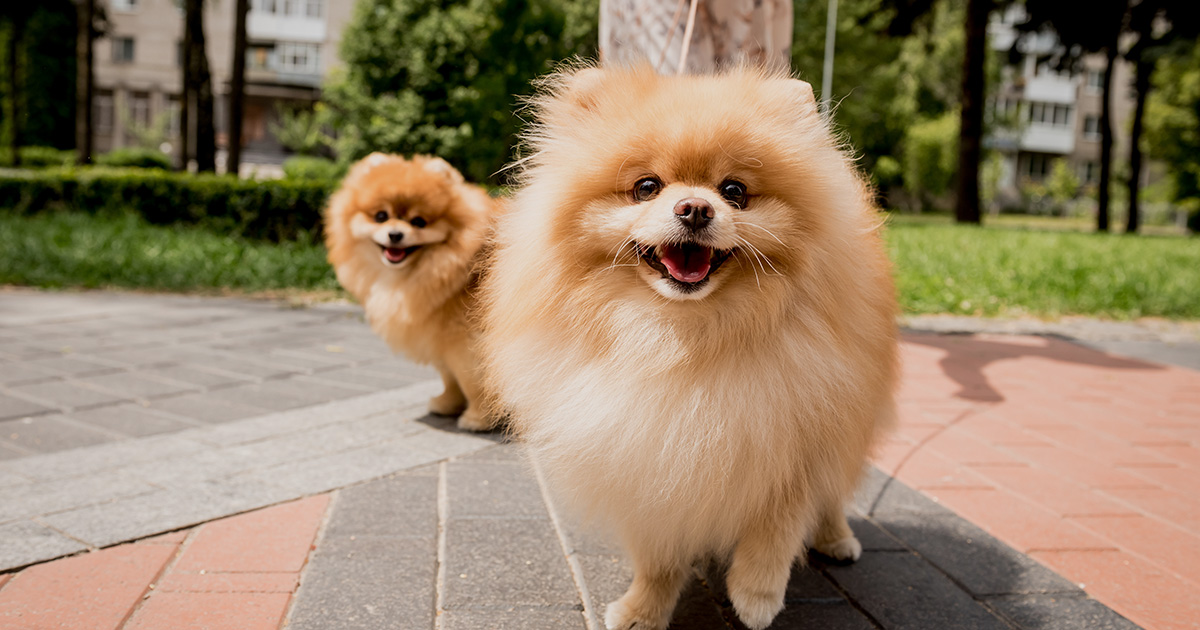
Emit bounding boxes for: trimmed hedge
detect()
[0,168,337,242]
[95,148,173,170]
[0,146,77,168]
[282,156,346,182]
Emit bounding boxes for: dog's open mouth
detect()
[636,242,732,288]
[379,244,422,265]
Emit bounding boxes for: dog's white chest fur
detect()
[500,316,864,553]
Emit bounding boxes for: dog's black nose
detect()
[388,231,404,244]
[674,198,714,232]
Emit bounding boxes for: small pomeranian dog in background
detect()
[325,153,499,431]
[479,66,899,629]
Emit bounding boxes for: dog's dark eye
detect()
[410,216,427,228]
[633,177,662,202]
[373,210,389,223]
[719,180,748,208]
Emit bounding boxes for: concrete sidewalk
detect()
[1,290,1197,630]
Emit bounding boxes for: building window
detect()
[247,44,272,70]
[1026,101,1072,127]
[112,37,135,64]
[1028,102,1044,123]
[253,0,321,17]
[1083,115,1101,140]
[166,96,181,139]
[249,42,321,74]
[1052,104,1071,126]
[279,42,320,73]
[1080,161,1098,184]
[111,0,138,11]
[129,92,151,128]
[1086,69,1103,93]
[95,90,115,133]
[1023,153,1052,180]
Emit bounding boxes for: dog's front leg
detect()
[604,557,687,630]
[726,515,808,630]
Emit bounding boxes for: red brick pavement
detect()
[0,333,1196,630]
[883,333,1200,630]
[0,495,329,630]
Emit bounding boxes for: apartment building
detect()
[987,6,1140,198]
[95,0,355,164]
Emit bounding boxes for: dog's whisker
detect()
[734,236,765,272]
[747,243,784,277]
[731,220,787,248]
[736,236,784,278]
[615,155,634,191]
[605,238,643,272]
[733,248,761,289]
[716,139,763,168]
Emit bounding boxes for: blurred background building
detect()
[95,0,354,168]
[988,5,1142,199]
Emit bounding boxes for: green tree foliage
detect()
[1145,39,1200,220]
[792,0,963,201]
[903,111,959,209]
[1046,158,1080,206]
[270,105,326,156]
[323,0,598,184]
[0,0,76,152]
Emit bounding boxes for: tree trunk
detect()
[186,0,216,172]
[227,0,248,178]
[955,0,990,225]
[599,0,793,74]
[8,15,20,167]
[179,0,192,170]
[1097,44,1117,233]
[75,0,94,165]
[1126,55,1151,235]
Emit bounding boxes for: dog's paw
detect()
[729,585,785,630]
[813,534,862,563]
[456,409,496,432]
[604,598,668,630]
[428,393,466,416]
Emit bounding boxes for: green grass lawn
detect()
[0,211,340,295]
[886,217,1200,319]
[2,209,1198,319]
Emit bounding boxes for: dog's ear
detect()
[558,67,607,112]
[776,78,819,118]
[422,156,464,184]
[364,152,391,167]
[346,152,393,180]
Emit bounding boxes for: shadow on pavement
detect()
[904,331,1162,402]
[413,411,513,441]
[621,467,1143,629]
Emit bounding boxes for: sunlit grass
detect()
[2,209,1198,320]
[0,210,341,294]
[885,217,1200,319]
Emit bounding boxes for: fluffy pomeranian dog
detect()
[325,153,499,431]
[478,66,899,629]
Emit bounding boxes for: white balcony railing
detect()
[1020,124,1075,154]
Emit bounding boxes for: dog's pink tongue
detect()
[384,248,407,263]
[659,244,712,283]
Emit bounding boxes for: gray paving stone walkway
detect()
[0,289,435,456]
[0,380,504,570]
[0,291,1161,628]
[288,443,1140,630]
[0,289,503,571]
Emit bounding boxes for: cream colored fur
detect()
[325,153,499,431]
[479,66,899,629]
